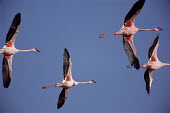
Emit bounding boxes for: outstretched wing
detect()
[63,48,73,81]
[123,35,140,69]
[2,55,13,88]
[57,88,70,109]
[5,13,21,47]
[144,69,153,95]
[148,35,159,61]
[124,0,145,27]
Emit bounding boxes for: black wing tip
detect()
[2,57,11,88]
[138,0,145,4]
[144,69,151,95]
[3,79,11,88]
[4,85,10,88]
[16,13,21,17]
[15,13,21,22]
[12,13,21,27]
[134,57,140,70]
[64,48,68,53]
[57,105,62,109]
[146,84,150,95]
[64,48,70,57]
[155,35,159,40]
[57,101,64,109]
[124,0,145,23]
[148,35,159,58]
[146,88,150,95]
[57,106,60,109]
[152,35,159,47]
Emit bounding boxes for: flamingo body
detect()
[42,48,96,109]
[116,26,139,36]
[2,13,40,88]
[142,35,170,94]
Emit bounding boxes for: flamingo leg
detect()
[99,31,118,38]
[42,83,65,89]
[99,34,116,38]
[99,31,117,36]
[42,84,57,89]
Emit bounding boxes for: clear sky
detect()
[0,0,170,113]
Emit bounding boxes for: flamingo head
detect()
[31,48,40,52]
[154,27,163,31]
[89,80,96,83]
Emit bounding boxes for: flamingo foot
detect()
[99,36,104,38]
[42,84,57,89]
[42,86,49,89]
[99,34,104,36]
[99,34,116,38]
[127,65,134,68]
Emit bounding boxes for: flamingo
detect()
[128,35,170,94]
[99,0,163,70]
[42,48,96,109]
[1,13,40,88]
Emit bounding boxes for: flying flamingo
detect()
[1,13,40,88]
[128,35,170,94]
[99,0,163,70]
[42,48,96,109]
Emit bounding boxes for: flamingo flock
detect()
[1,0,169,110]
[99,0,162,70]
[99,0,167,95]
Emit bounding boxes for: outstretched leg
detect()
[42,84,57,89]
[99,34,117,38]
[99,31,118,38]
[42,83,64,89]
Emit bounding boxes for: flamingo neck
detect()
[138,29,155,31]
[162,63,170,66]
[18,49,32,52]
[74,81,92,85]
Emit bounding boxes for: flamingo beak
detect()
[157,27,163,31]
[91,80,96,83]
[35,48,40,52]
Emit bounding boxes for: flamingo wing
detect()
[2,55,13,88]
[123,35,140,69]
[5,13,21,47]
[148,35,159,61]
[63,48,73,81]
[144,69,153,95]
[124,0,145,27]
[57,88,70,109]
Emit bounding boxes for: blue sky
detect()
[0,0,170,113]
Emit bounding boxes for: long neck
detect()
[76,81,92,85]
[18,49,33,52]
[162,63,170,66]
[138,28,155,31]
